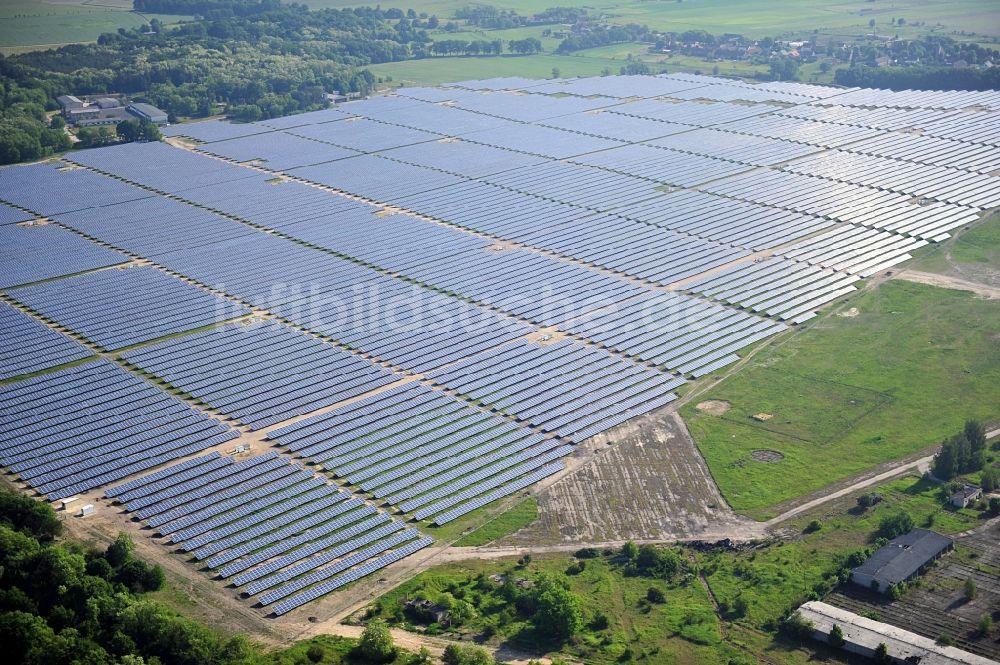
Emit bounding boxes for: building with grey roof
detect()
[127,103,169,124]
[852,528,953,593]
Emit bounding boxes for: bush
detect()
[877,511,914,539]
[574,547,599,559]
[804,520,822,533]
[780,612,815,641]
[978,614,993,636]
[358,619,395,663]
[964,577,976,601]
[828,624,845,647]
[621,541,639,560]
[646,587,665,604]
[306,643,325,662]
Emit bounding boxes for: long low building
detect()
[798,601,996,665]
[852,528,953,593]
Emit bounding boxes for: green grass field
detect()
[908,212,1000,280]
[682,279,1000,519]
[0,0,188,52]
[308,0,1000,39]
[453,497,539,546]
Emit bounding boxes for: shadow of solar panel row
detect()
[0,223,128,288]
[270,209,492,274]
[257,107,355,130]
[376,139,549,179]
[0,162,152,216]
[716,114,885,148]
[0,302,93,380]
[516,213,751,286]
[0,361,237,499]
[646,127,822,167]
[822,87,1000,110]
[775,104,951,132]
[686,257,861,324]
[617,189,833,251]
[154,233,532,372]
[269,535,434,616]
[608,98,777,127]
[777,225,928,277]
[668,81,815,105]
[7,265,251,351]
[480,161,660,212]
[526,73,707,99]
[178,174,378,232]
[195,131,360,171]
[163,118,280,143]
[108,453,425,614]
[918,111,1000,147]
[569,144,755,188]
[840,133,1000,174]
[290,154,467,202]
[395,180,590,241]
[449,90,612,123]
[267,382,571,523]
[703,169,978,241]
[0,202,35,225]
[52,195,256,257]
[287,117,442,153]
[561,291,787,375]
[121,321,398,430]
[781,151,1000,208]
[67,141,257,194]
[538,110,693,142]
[402,246,647,326]
[427,339,684,442]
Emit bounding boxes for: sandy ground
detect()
[896,270,1000,299]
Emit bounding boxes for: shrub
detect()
[358,619,395,663]
[964,576,977,601]
[804,519,822,533]
[306,643,324,663]
[828,624,845,647]
[646,587,665,604]
[877,511,914,539]
[780,612,815,641]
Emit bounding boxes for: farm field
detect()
[0,0,188,52]
[307,0,1000,40]
[682,279,1000,519]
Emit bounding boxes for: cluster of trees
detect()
[932,420,988,480]
[0,488,270,665]
[0,0,425,162]
[556,23,651,54]
[455,6,525,30]
[508,38,543,54]
[621,541,684,580]
[0,80,72,164]
[835,64,1000,91]
[429,40,502,56]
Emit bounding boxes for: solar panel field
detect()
[1,73,997,619]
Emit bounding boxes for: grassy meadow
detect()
[682,279,1000,519]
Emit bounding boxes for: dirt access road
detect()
[896,270,1000,299]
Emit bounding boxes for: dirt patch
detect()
[750,449,784,463]
[837,307,859,318]
[696,399,731,416]
[500,408,766,545]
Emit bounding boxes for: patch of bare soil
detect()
[750,449,784,463]
[500,408,766,545]
[696,399,730,416]
[837,307,859,318]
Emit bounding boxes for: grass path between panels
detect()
[681,279,1000,520]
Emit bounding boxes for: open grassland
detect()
[909,212,1000,287]
[682,279,1000,519]
[453,497,539,546]
[308,0,1000,39]
[0,0,188,52]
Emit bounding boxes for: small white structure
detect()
[79,504,95,517]
[60,496,80,511]
[950,485,982,508]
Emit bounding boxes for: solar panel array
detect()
[107,453,430,616]
[121,322,399,429]
[0,361,238,499]
[268,382,567,525]
[1,72,996,614]
[7,265,251,351]
[0,302,93,380]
